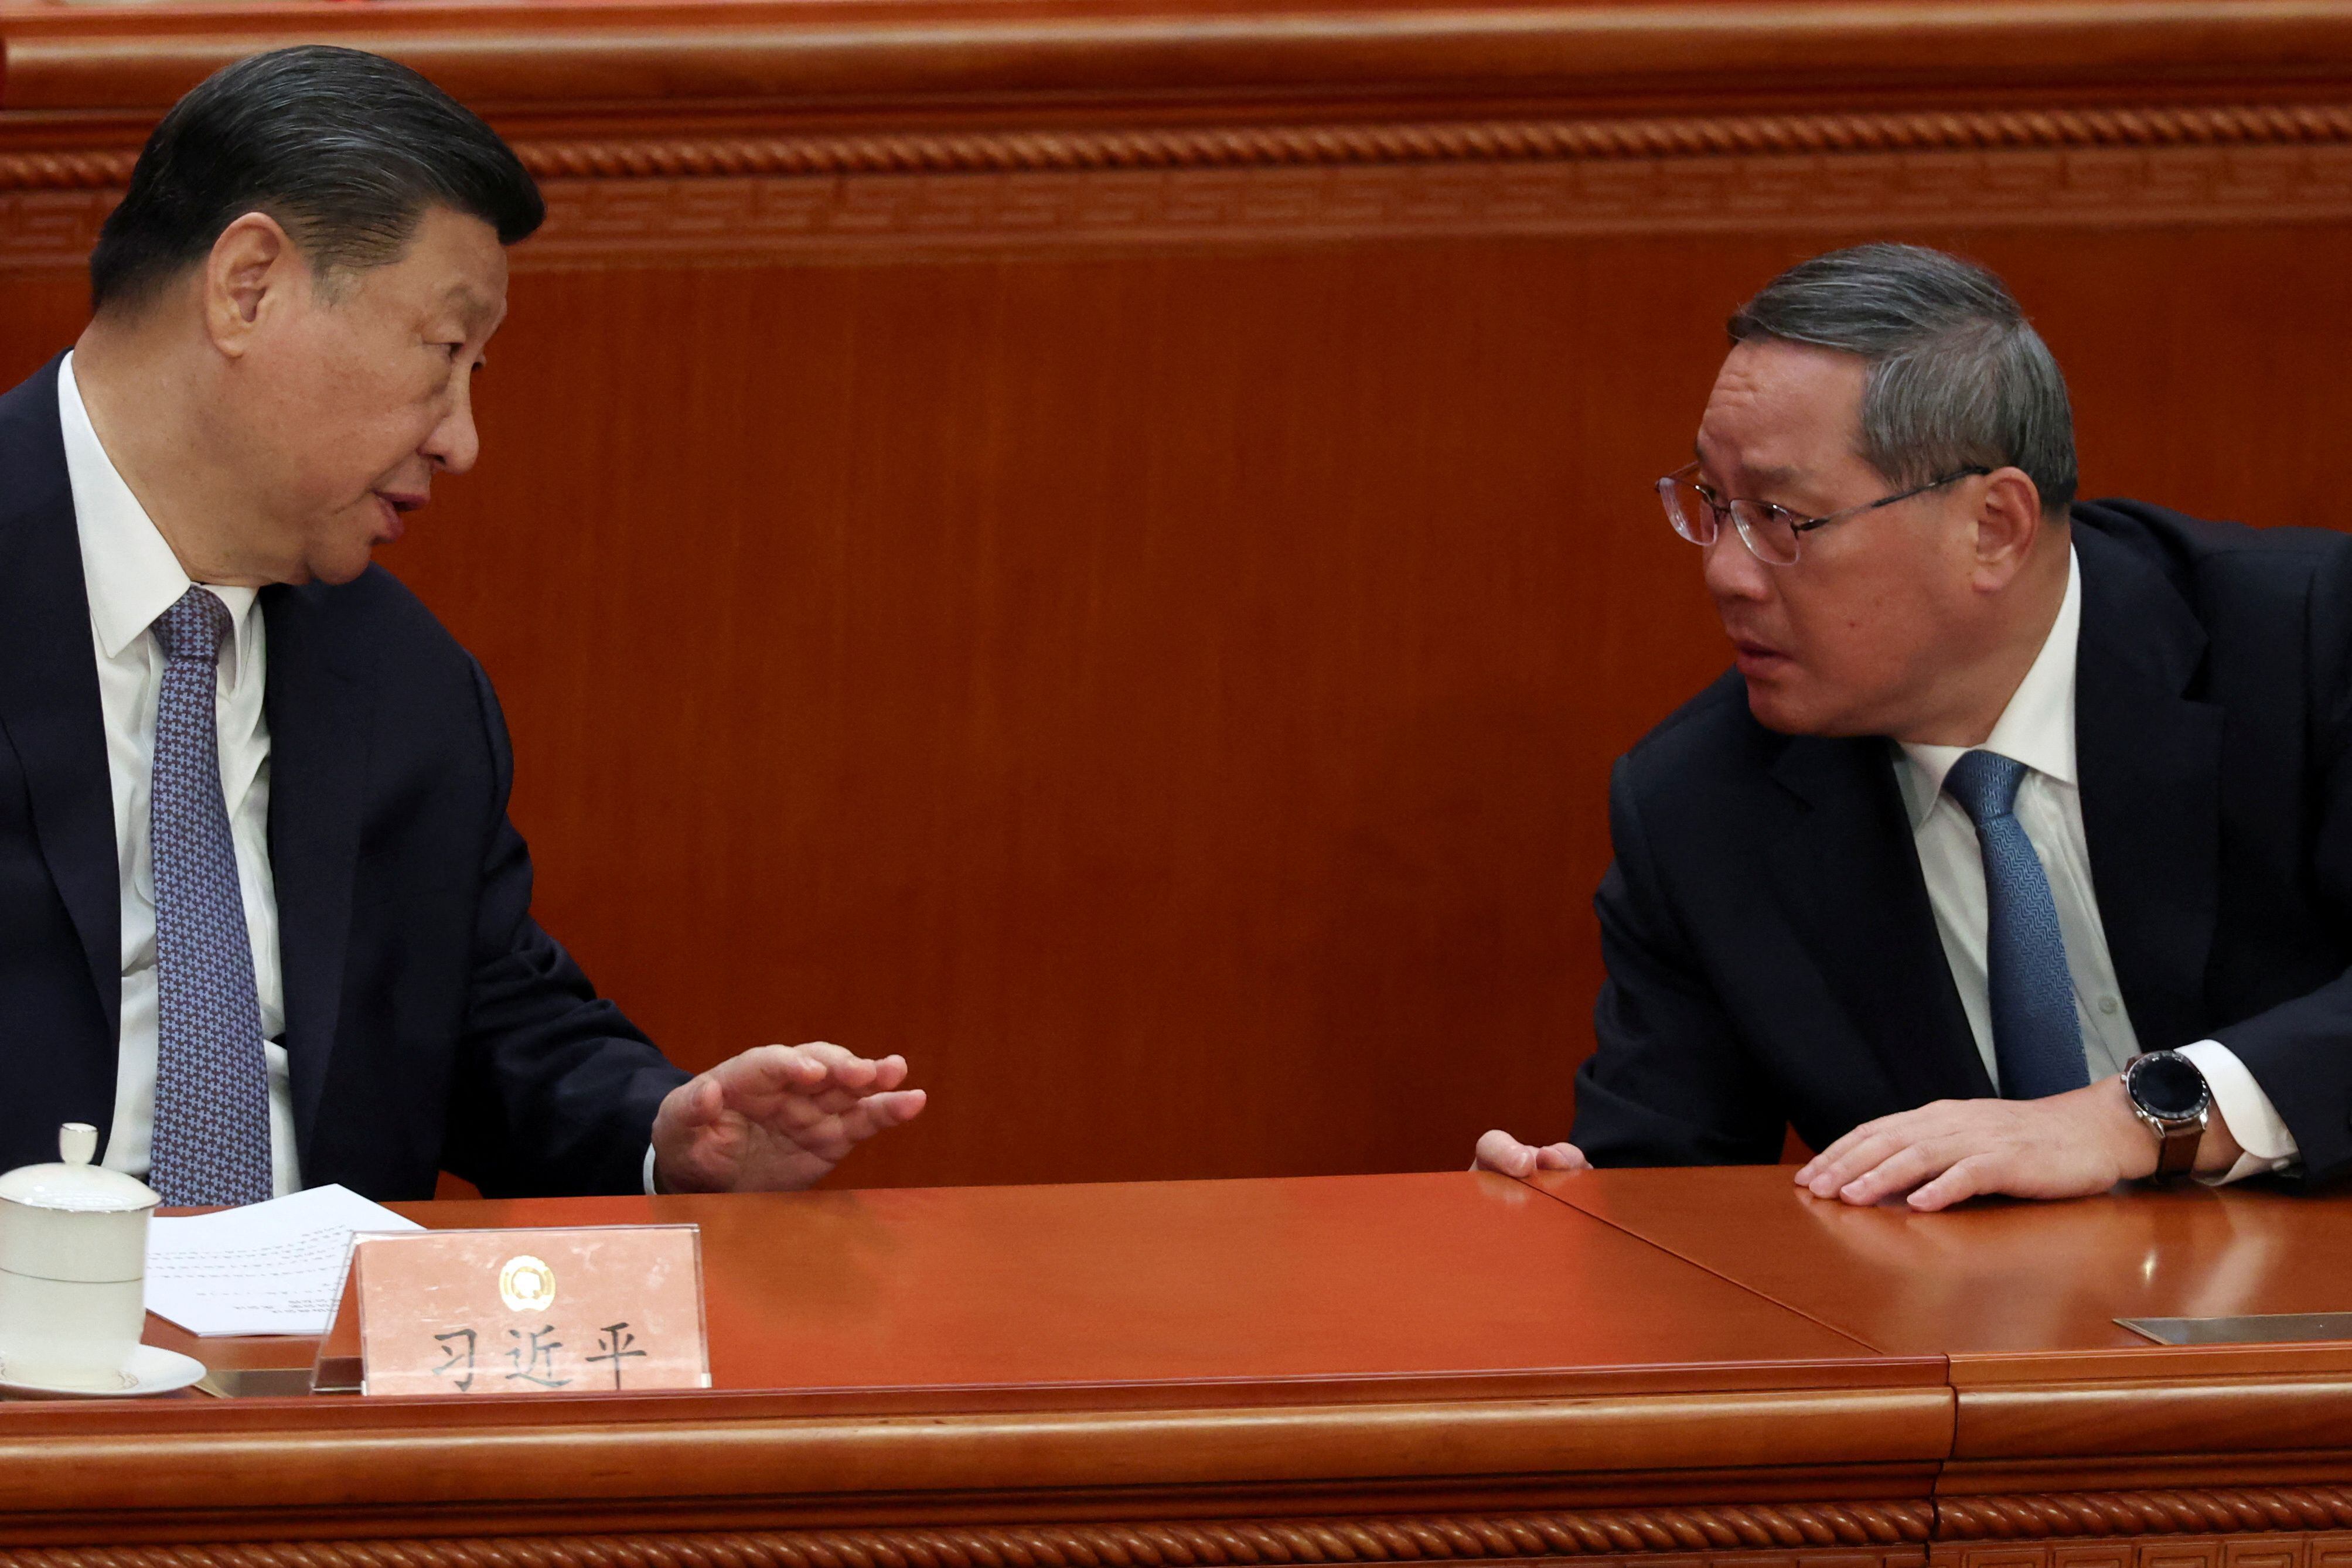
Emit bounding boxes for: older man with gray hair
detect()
[1479,241,2351,1206]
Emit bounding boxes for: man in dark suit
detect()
[1479,243,2348,1206]
[0,45,924,1202]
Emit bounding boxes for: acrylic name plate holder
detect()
[312,1226,709,1396]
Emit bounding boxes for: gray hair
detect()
[1728,243,2077,514]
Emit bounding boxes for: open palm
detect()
[651,1042,927,1192]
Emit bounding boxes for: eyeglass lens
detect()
[1656,476,1801,565]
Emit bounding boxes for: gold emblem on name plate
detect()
[498,1255,556,1313]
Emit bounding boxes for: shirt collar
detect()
[1894,543,2081,830]
[59,351,261,680]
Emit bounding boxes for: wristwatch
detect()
[2124,1049,2211,1181]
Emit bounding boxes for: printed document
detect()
[146,1184,423,1336]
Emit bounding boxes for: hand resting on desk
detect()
[1794,1075,2241,1211]
[1477,1075,2247,1209]
[652,1042,927,1193]
[1472,1129,1590,1179]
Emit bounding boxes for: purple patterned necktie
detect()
[148,586,273,1206]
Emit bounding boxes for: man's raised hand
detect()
[652,1042,926,1193]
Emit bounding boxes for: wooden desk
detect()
[2,1169,2349,1568]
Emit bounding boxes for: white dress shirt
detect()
[59,352,304,1198]
[1892,544,2297,1183]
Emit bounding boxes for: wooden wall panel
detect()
[5,2,2352,1188]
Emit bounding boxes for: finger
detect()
[780,1041,880,1087]
[724,1044,827,1092]
[1808,1106,1974,1197]
[681,1074,725,1127]
[834,1089,929,1144]
[1797,1119,1887,1184]
[655,1073,726,1141]
[1535,1143,1589,1171]
[790,1068,922,1119]
[730,1043,878,1103]
[1838,1138,1962,1206]
[1797,1114,1910,1189]
[1472,1130,1538,1178]
[1805,1127,1914,1197]
[1907,1153,2002,1212]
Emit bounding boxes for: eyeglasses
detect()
[1655,462,1992,566]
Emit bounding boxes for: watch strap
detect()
[2152,1115,2203,1179]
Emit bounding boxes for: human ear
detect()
[202,212,299,359]
[1971,467,2046,589]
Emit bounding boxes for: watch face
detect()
[2131,1052,2210,1120]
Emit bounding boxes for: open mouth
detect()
[371,492,426,543]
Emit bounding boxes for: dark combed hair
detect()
[89,45,544,312]
[1729,243,2078,514]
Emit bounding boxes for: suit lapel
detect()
[2072,526,2223,1051]
[0,356,122,1055]
[263,585,373,1160]
[1765,732,1995,1106]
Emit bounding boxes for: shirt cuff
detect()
[2175,1039,2299,1184]
[642,1143,660,1195]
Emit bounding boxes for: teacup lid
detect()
[0,1124,159,1213]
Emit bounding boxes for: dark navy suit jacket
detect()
[1573,500,2352,1186]
[0,355,688,1198]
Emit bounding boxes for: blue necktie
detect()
[1942,749,2091,1099]
[148,587,273,1206]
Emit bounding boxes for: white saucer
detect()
[0,1344,207,1399]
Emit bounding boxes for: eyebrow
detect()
[1692,443,1808,492]
[443,284,500,335]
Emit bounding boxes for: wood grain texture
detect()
[1527,1170,2352,1492]
[410,1176,1902,1395]
[5,0,2352,1189]
[1529,1168,2352,1360]
[11,0,2352,113]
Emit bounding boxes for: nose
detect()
[1700,525,1773,607]
[425,369,482,476]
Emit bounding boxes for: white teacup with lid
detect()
[0,1123,159,1389]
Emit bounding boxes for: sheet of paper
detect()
[145,1184,423,1337]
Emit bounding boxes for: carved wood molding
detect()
[10,102,2352,192]
[16,1491,2352,1566]
[1938,1488,2352,1540]
[0,1503,1934,1568]
[510,104,2352,177]
[10,101,2352,268]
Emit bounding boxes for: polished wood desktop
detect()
[2,1168,2348,1568]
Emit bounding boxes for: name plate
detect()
[350,1226,710,1396]
[2118,1312,2352,1346]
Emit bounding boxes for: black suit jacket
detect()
[0,356,688,1198]
[1573,500,2352,1185]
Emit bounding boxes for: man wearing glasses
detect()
[1477,243,2349,1206]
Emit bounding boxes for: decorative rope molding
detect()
[0,1504,1934,1568]
[510,105,2352,182]
[0,150,133,190]
[12,101,2352,192]
[1937,1486,2352,1540]
[19,1491,2352,1568]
